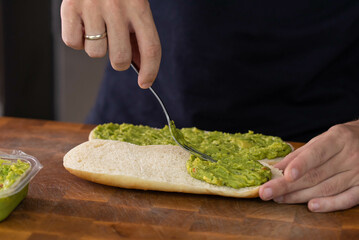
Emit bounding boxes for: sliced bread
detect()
[63,139,283,198]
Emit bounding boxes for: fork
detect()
[130,63,217,163]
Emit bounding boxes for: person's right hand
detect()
[259,120,359,212]
[61,0,162,89]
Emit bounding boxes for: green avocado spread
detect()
[0,159,30,191]
[93,123,291,189]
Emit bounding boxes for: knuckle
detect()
[280,193,300,204]
[303,168,322,185]
[62,0,76,8]
[329,124,354,140]
[346,151,359,168]
[61,0,81,14]
[353,151,359,162]
[319,181,337,196]
[129,0,150,10]
[279,195,288,203]
[62,36,83,50]
[306,147,326,165]
[106,0,120,7]
[275,178,291,196]
[105,0,128,11]
[86,49,106,58]
[83,0,98,8]
[143,44,161,59]
[343,188,359,208]
[349,166,359,186]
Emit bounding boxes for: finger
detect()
[284,130,343,182]
[262,149,353,201]
[308,186,359,212]
[104,7,132,71]
[61,0,84,50]
[275,135,321,170]
[274,168,355,204]
[129,2,161,88]
[130,33,141,68]
[274,147,303,170]
[82,1,107,58]
[259,176,290,201]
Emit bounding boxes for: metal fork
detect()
[131,63,217,163]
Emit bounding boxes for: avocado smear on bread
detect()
[93,123,292,189]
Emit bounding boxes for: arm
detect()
[60,0,161,88]
[259,119,359,212]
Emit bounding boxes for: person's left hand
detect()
[259,120,359,212]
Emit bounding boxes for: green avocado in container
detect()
[0,150,43,221]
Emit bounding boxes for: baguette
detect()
[63,139,284,198]
[88,127,293,166]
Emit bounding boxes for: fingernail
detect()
[291,168,299,181]
[274,196,283,203]
[310,202,320,211]
[263,188,273,200]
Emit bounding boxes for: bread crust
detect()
[88,128,96,141]
[63,139,284,198]
[64,168,262,198]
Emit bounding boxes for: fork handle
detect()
[130,63,171,125]
[130,62,140,75]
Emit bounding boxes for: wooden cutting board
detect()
[0,117,358,240]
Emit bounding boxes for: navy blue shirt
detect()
[87,0,359,142]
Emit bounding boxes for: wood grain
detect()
[0,117,358,240]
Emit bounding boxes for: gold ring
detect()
[84,32,107,40]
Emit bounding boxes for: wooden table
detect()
[0,117,358,240]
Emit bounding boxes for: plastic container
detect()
[0,150,43,221]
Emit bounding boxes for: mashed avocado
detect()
[0,159,30,191]
[93,123,292,189]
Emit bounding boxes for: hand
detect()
[259,120,359,212]
[61,0,161,88]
